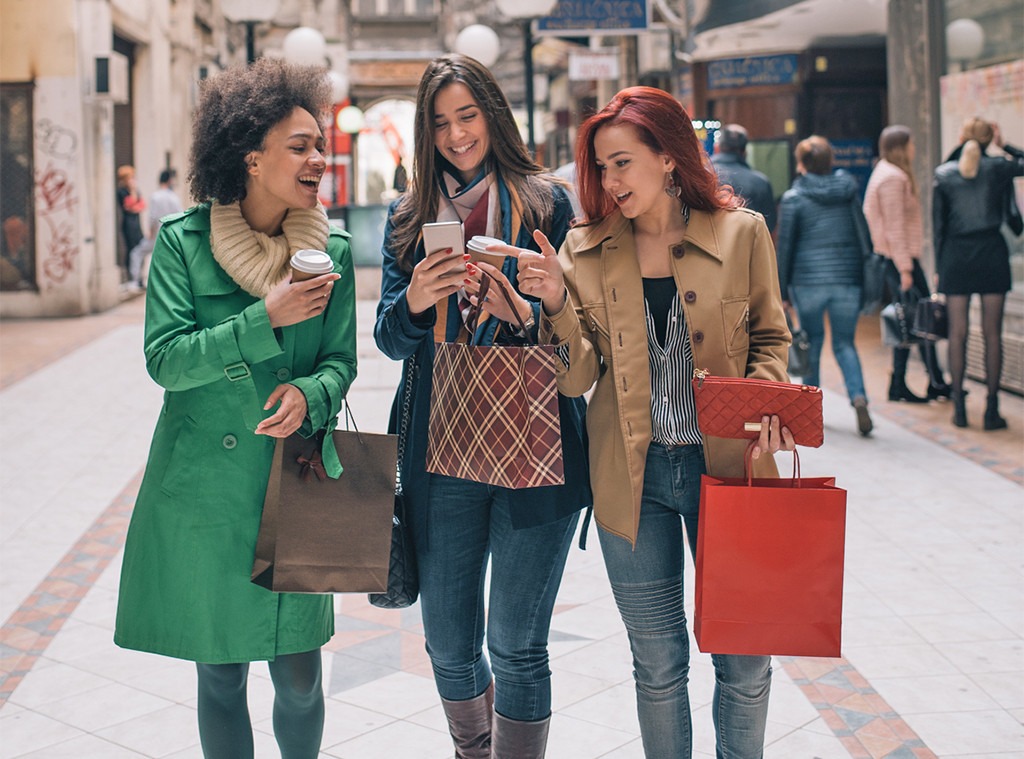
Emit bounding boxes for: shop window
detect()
[1,84,35,291]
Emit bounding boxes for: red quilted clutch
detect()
[691,370,824,448]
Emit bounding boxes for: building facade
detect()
[2,0,1021,331]
[0,0,207,316]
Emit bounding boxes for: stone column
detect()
[886,0,946,277]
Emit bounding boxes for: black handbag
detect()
[786,310,811,378]
[369,358,420,609]
[861,252,888,314]
[911,295,948,341]
[880,292,920,348]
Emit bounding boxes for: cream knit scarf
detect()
[209,201,330,297]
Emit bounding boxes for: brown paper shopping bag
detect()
[252,425,397,593]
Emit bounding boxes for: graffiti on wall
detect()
[35,119,79,284]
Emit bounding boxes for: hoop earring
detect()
[664,171,681,198]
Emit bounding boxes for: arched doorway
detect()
[355,98,415,206]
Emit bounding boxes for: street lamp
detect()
[454,24,501,68]
[945,18,985,72]
[325,72,350,207]
[337,106,365,206]
[220,0,280,64]
[496,0,558,156]
[282,26,329,67]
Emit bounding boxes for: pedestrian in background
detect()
[393,158,408,193]
[129,168,184,287]
[116,164,146,279]
[520,86,793,759]
[777,135,874,436]
[863,125,950,403]
[373,54,590,758]
[711,122,777,233]
[149,168,184,232]
[933,116,1024,429]
[115,58,357,759]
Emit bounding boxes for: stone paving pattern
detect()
[0,282,1021,758]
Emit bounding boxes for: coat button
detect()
[276,367,291,381]
[551,333,560,343]
[684,290,697,303]
[671,244,685,259]
[693,330,704,343]
[222,434,238,450]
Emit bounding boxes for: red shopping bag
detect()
[693,451,846,657]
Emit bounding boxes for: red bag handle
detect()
[744,444,801,487]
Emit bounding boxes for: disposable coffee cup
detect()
[467,236,510,268]
[466,236,507,255]
[290,249,333,282]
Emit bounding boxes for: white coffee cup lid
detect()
[466,236,507,254]
[291,249,333,273]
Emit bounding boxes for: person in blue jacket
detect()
[776,135,874,437]
[373,54,589,759]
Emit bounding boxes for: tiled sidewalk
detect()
[0,290,1021,758]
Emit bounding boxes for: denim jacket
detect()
[374,184,591,550]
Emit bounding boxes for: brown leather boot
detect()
[491,711,550,759]
[440,682,493,759]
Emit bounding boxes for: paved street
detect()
[0,274,1021,758]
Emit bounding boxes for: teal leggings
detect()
[196,649,324,759]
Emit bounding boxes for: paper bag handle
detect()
[744,444,801,487]
[465,273,534,346]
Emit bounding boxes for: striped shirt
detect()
[644,278,703,446]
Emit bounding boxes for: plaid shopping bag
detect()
[425,276,564,489]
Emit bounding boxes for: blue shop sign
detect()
[535,0,649,35]
[706,54,799,90]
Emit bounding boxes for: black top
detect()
[643,276,677,348]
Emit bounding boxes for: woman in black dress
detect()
[933,117,1023,429]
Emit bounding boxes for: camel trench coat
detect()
[540,207,790,546]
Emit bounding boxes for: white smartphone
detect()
[422,221,465,258]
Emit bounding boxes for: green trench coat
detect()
[114,205,357,664]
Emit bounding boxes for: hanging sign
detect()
[535,0,649,36]
[568,51,620,81]
[706,54,799,90]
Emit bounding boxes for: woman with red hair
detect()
[509,87,792,757]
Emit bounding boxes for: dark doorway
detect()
[113,35,136,279]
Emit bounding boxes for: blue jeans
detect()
[418,475,579,721]
[598,444,771,759]
[789,284,867,404]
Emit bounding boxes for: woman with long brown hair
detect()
[373,54,590,758]
[863,125,950,403]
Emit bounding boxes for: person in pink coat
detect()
[863,125,950,403]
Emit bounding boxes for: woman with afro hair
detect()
[115,58,357,758]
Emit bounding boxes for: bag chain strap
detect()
[395,357,416,497]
